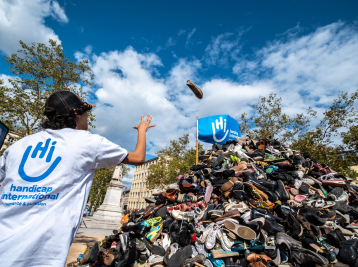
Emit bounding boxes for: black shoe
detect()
[244,172,269,192]
[276,232,302,250]
[339,245,358,266]
[327,228,346,247]
[232,190,250,201]
[259,180,276,192]
[127,224,151,236]
[246,149,265,160]
[305,212,328,226]
[264,191,279,203]
[262,218,285,235]
[115,249,130,267]
[251,208,282,221]
[211,155,225,167]
[275,205,293,219]
[79,242,99,264]
[291,247,329,266]
[287,214,303,238]
[167,245,193,267]
[143,237,165,256]
[275,180,289,201]
[340,239,358,249]
[270,172,294,185]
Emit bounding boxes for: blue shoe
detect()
[202,204,215,221]
[207,253,225,267]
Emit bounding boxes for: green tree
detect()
[89,164,130,206]
[292,91,358,176]
[146,133,203,189]
[0,39,94,135]
[239,93,316,143]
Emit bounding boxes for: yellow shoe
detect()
[142,217,162,228]
[146,224,163,243]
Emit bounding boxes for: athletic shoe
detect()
[146,224,163,243]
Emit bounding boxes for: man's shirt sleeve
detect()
[94,136,128,169]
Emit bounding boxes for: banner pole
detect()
[196,116,198,165]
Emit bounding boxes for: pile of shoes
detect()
[69,137,358,267]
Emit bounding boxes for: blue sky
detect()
[1,0,358,188]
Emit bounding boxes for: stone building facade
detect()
[121,188,130,211]
[127,157,159,210]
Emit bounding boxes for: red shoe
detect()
[111,241,117,249]
[167,204,181,212]
[197,202,207,209]
[179,204,187,211]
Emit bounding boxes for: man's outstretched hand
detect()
[133,114,156,132]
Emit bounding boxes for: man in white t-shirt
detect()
[0,91,155,267]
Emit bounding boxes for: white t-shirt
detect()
[0,128,128,267]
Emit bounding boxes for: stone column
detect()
[84,164,124,229]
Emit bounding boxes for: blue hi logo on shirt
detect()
[18,138,62,182]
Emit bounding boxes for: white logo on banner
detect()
[211,117,229,142]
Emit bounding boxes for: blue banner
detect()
[198,115,241,145]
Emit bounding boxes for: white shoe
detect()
[241,211,251,223]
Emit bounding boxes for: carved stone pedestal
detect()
[84,165,124,229]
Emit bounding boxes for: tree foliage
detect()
[292,91,358,177]
[239,93,316,144]
[89,164,130,206]
[0,39,94,135]
[146,133,203,189]
[239,91,358,177]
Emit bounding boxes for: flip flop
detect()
[205,185,214,203]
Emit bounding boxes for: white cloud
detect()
[204,32,242,66]
[84,45,93,54]
[77,47,193,155]
[234,21,358,118]
[178,29,186,36]
[185,28,196,48]
[50,0,69,23]
[0,0,68,55]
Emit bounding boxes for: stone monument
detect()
[84,164,125,229]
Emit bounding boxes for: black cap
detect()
[45,91,95,115]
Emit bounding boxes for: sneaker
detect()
[244,182,269,202]
[146,224,163,243]
[327,187,344,201]
[247,198,275,210]
[142,217,162,228]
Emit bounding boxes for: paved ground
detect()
[66,227,113,265]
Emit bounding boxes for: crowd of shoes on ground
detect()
[68,137,358,267]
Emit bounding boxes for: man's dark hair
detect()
[42,103,92,130]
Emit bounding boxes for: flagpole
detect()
[196,116,198,165]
